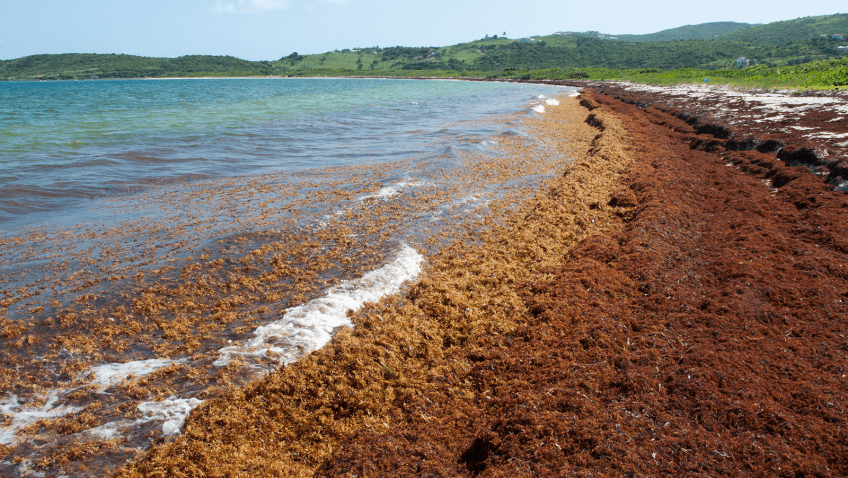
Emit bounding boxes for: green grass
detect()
[275,57,848,92]
[484,57,848,90]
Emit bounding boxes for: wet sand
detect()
[14,83,848,476]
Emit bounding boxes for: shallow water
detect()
[0,78,577,477]
[2,78,552,227]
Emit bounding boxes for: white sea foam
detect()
[0,393,83,445]
[137,398,204,436]
[532,105,546,114]
[214,243,424,367]
[13,459,42,478]
[546,98,560,106]
[78,396,202,440]
[812,131,848,139]
[364,186,400,199]
[0,358,187,445]
[361,179,424,200]
[87,358,180,391]
[85,420,127,440]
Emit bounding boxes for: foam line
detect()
[214,244,424,367]
[87,358,180,391]
[137,398,205,436]
[360,179,424,200]
[0,393,83,445]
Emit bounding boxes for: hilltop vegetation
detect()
[465,36,843,70]
[616,22,751,42]
[717,13,848,44]
[0,54,271,80]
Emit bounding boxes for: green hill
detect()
[0,53,272,80]
[459,36,840,71]
[4,14,848,81]
[617,22,752,42]
[716,13,848,44]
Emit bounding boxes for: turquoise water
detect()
[0,78,562,226]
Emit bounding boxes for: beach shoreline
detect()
[117,85,848,477]
[0,80,578,477]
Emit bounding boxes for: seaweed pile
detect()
[116,95,628,476]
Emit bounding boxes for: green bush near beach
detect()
[277,57,848,91]
[482,57,848,90]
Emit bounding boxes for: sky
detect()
[0,1,845,61]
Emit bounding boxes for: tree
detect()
[283,52,304,62]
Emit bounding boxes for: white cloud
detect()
[214,0,290,14]
[214,2,237,13]
[213,0,348,14]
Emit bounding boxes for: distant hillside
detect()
[617,22,752,42]
[1,53,271,80]
[716,13,848,44]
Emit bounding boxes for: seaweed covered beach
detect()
[119,86,848,477]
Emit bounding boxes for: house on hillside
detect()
[821,34,830,39]
[838,45,848,53]
[735,57,750,68]
[519,37,535,43]
[833,34,844,40]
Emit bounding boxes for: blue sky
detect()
[1,1,844,61]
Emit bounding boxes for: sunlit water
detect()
[3,78,554,227]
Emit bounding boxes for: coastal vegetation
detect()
[2,14,848,89]
[485,57,848,89]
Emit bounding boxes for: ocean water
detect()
[0,78,577,477]
[2,78,551,227]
